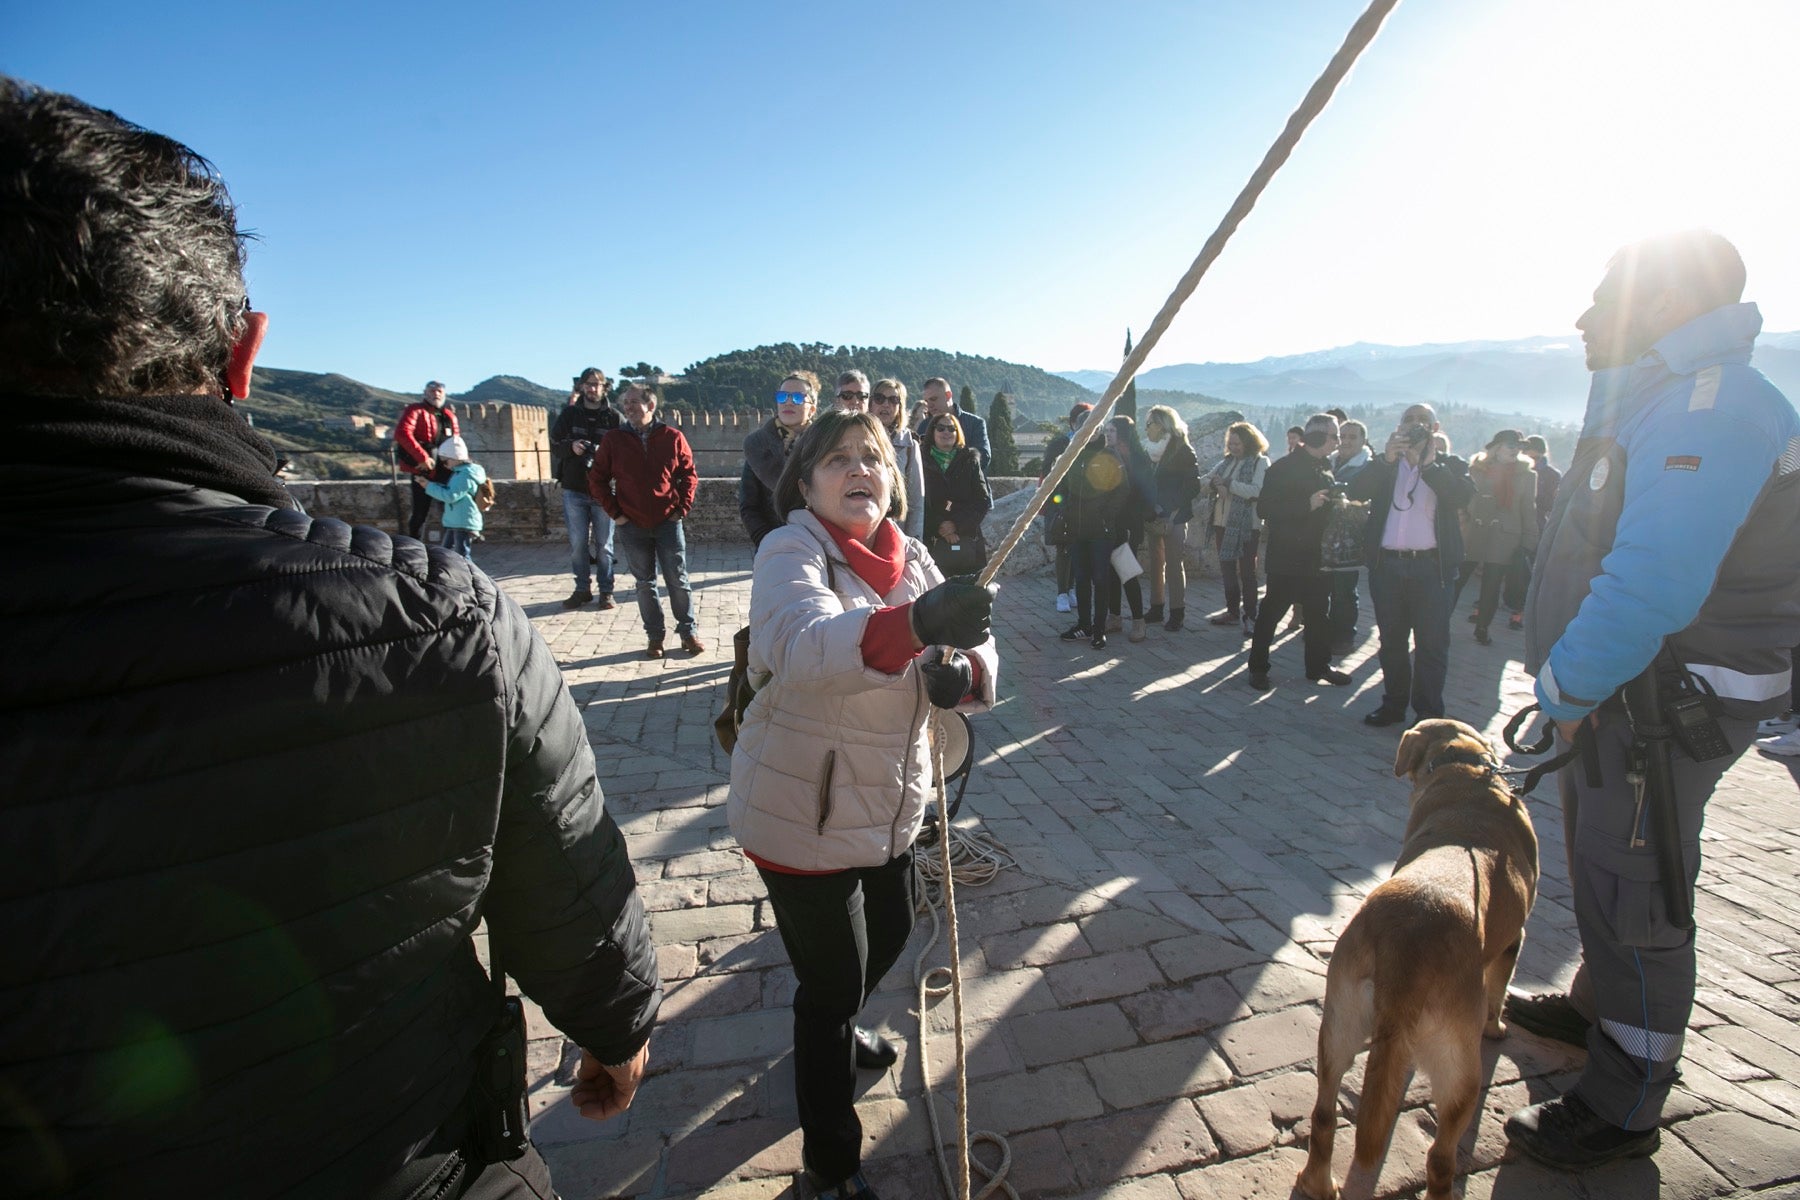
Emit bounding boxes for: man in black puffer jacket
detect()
[0,78,660,1200]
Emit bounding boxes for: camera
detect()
[1401,422,1431,447]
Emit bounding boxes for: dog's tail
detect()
[1352,1027,1409,1168]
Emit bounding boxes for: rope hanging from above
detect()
[977,0,1404,590]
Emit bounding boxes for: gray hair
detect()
[836,369,870,394]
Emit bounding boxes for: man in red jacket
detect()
[394,380,460,539]
[590,382,703,658]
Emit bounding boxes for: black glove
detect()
[910,575,995,649]
[920,650,974,710]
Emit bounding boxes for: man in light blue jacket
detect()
[1506,230,1800,1170]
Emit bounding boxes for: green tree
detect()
[958,384,976,413]
[1117,329,1138,422]
[618,361,664,381]
[988,392,1019,475]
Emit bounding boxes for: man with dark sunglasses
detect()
[834,370,871,414]
[914,377,990,473]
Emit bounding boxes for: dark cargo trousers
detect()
[1556,708,1757,1131]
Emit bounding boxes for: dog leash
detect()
[1500,704,1599,796]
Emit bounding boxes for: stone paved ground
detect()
[477,539,1800,1200]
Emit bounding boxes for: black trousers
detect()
[758,851,917,1183]
[1248,571,1331,677]
[408,477,437,541]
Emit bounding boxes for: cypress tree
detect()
[988,392,1019,475]
[1118,328,1138,421]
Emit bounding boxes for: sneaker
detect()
[1503,988,1591,1047]
[1308,669,1352,686]
[561,589,592,609]
[1757,709,1799,737]
[1055,591,1072,613]
[1504,1092,1660,1170]
[1059,625,1089,642]
[1208,610,1241,627]
[680,633,706,656]
[645,639,665,660]
[1106,613,1123,633]
[803,1168,880,1200]
[1247,670,1273,691]
[1144,604,1165,623]
[1756,727,1800,758]
[596,594,617,611]
[1090,631,1107,649]
[1129,618,1147,643]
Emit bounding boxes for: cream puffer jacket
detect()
[728,510,999,872]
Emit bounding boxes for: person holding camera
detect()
[551,366,622,608]
[1345,403,1474,726]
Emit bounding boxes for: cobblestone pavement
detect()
[478,539,1800,1200]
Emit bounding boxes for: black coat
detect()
[1151,440,1202,522]
[549,400,621,491]
[1052,444,1126,541]
[1256,448,1338,574]
[922,448,992,540]
[1,466,661,1198]
[1346,453,1475,586]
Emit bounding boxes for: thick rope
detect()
[976,0,1403,589]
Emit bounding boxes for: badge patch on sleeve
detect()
[1664,455,1701,472]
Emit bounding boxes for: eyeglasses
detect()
[870,394,900,406]
[933,424,958,433]
[837,390,868,401]
[775,391,810,406]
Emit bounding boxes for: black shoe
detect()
[1247,670,1272,691]
[1060,625,1089,642]
[1363,707,1408,727]
[853,1026,897,1070]
[1090,632,1107,649]
[1144,604,1165,623]
[1308,669,1353,686]
[803,1168,880,1200]
[561,589,592,609]
[1164,609,1185,632]
[1504,1092,1660,1170]
[1208,610,1241,626]
[1475,625,1492,645]
[1504,989,1592,1048]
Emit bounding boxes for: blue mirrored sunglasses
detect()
[775,391,810,406]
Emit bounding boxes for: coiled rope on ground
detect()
[908,2,1401,1194]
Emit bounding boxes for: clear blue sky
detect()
[7,0,1796,394]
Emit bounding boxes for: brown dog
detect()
[1297,719,1539,1200]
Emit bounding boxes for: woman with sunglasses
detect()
[740,370,818,547]
[1141,405,1202,631]
[729,410,997,1200]
[921,411,993,577]
[869,378,924,539]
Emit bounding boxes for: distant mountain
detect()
[459,374,568,410]
[1057,333,1800,424]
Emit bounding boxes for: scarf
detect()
[929,446,955,472]
[4,391,296,511]
[820,516,906,597]
[1218,455,1260,561]
[1145,435,1169,464]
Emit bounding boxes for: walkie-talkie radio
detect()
[1657,658,1732,763]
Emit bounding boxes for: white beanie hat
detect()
[438,435,470,461]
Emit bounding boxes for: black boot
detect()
[1164,608,1184,631]
[1144,603,1165,623]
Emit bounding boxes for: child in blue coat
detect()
[423,436,488,560]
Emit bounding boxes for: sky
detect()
[6,0,1797,394]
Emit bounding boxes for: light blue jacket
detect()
[423,462,489,534]
[1526,303,1800,721]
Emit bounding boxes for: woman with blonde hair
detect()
[869,378,925,539]
[1141,404,1202,631]
[740,370,818,546]
[1204,421,1271,635]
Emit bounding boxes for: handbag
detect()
[1320,499,1369,570]
[930,533,989,577]
[1109,541,1144,583]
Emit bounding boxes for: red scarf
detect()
[820,517,906,597]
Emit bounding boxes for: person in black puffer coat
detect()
[921,410,992,575]
[0,78,660,1200]
[1055,439,1127,648]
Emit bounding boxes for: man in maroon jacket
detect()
[394,380,460,539]
[590,382,703,658]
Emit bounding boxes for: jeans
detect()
[757,851,916,1182]
[1213,528,1260,620]
[561,488,615,596]
[1324,569,1359,640]
[616,518,694,638]
[441,527,474,561]
[408,477,436,541]
[1248,571,1331,677]
[1367,551,1454,717]
[1069,537,1112,630]
[1144,520,1187,611]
